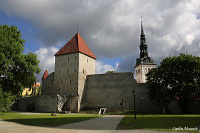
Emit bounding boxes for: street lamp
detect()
[141,96,144,116]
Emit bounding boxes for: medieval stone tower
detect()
[135,20,156,83]
[54,32,96,112]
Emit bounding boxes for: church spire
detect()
[139,17,148,58]
[134,18,156,83]
[141,17,144,35]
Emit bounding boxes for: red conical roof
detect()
[54,33,96,59]
[42,70,48,80]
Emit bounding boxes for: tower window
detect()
[75,56,76,60]
[69,80,71,85]
[68,57,69,61]
[138,69,140,74]
[59,70,60,74]
[60,81,62,85]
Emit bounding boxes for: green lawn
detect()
[117,115,200,132]
[0,112,101,127]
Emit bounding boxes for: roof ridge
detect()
[77,32,80,51]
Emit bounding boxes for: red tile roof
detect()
[33,83,40,87]
[42,70,48,80]
[54,32,96,59]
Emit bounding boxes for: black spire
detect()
[135,18,155,67]
[141,17,144,35]
[140,18,148,58]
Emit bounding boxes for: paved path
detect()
[0,116,189,133]
[58,115,124,130]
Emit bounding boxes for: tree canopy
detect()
[0,25,40,96]
[146,54,200,113]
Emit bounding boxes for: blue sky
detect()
[0,0,200,81]
[0,11,40,53]
[0,9,121,78]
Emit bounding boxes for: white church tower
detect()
[134,19,156,83]
[54,32,96,112]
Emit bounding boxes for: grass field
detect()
[0,112,101,127]
[117,114,200,132]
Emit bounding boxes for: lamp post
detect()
[141,96,144,116]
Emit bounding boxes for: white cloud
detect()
[34,47,118,80]
[34,47,58,81]
[95,61,115,74]
[0,0,200,73]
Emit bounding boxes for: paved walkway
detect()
[58,115,124,130]
[0,116,188,133]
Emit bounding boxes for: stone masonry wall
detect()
[35,95,57,113]
[54,53,79,96]
[17,95,57,112]
[42,72,55,95]
[83,72,163,113]
[18,96,39,112]
[78,53,95,110]
[84,72,135,110]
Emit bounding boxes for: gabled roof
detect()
[54,32,96,59]
[33,82,40,87]
[42,70,48,80]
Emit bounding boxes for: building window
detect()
[87,59,88,62]
[60,81,62,85]
[75,56,76,60]
[59,70,60,74]
[68,57,69,61]
[148,68,151,72]
[69,80,71,85]
[138,69,140,74]
[67,69,69,73]
[74,69,76,72]
[83,70,85,74]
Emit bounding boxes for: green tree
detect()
[0,25,40,110]
[146,54,200,113]
[0,86,4,112]
[37,85,42,95]
[146,68,173,113]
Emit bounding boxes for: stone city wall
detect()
[18,96,39,112]
[84,72,135,110]
[35,95,57,113]
[42,72,55,95]
[83,72,165,113]
[17,95,57,113]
